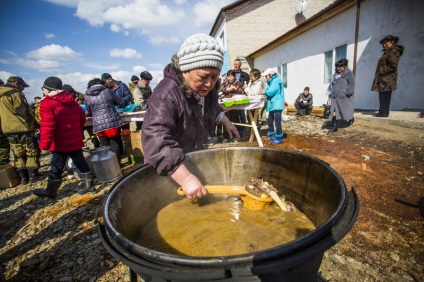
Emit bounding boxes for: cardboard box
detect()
[122,130,144,164]
[0,163,20,188]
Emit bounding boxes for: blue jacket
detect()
[85,85,124,134]
[110,80,132,107]
[265,74,285,111]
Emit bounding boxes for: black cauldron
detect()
[100,147,359,281]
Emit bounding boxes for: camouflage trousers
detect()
[7,132,40,170]
[0,133,10,166]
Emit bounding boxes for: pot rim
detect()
[104,147,348,267]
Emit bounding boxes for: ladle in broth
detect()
[177,183,289,211]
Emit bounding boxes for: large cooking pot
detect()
[100,147,359,281]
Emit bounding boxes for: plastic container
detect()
[101,147,359,281]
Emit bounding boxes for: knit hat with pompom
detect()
[177,33,223,72]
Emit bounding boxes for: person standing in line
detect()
[233,59,250,136]
[101,73,132,153]
[261,68,285,145]
[128,75,139,95]
[327,58,355,132]
[233,58,250,86]
[371,35,404,117]
[133,71,153,130]
[33,77,93,198]
[294,87,313,116]
[142,33,239,200]
[0,76,40,184]
[84,78,124,164]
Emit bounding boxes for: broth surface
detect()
[136,195,315,256]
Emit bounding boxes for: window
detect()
[279,63,287,88]
[324,44,347,83]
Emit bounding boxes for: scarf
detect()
[327,73,342,97]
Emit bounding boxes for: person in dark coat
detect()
[142,33,239,200]
[327,58,355,132]
[84,78,124,163]
[33,77,93,198]
[294,87,313,115]
[371,35,404,117]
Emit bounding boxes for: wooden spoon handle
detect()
[269,191,288,211]
[177,185,247,196]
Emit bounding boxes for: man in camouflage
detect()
[0,76,40,184]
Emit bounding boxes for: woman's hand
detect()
[221,115,240,140]
[171,164,207,199]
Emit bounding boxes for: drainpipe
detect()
[352,0,361,101]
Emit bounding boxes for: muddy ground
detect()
[1,116,423,281]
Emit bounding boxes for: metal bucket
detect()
[90,146,122,183]
[101,147,359,281]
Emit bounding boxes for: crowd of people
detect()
[0,33,403,200]
[0,70,153,198]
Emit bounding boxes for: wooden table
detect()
[220,96,265,147]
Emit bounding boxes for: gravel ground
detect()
[1,115,423,281]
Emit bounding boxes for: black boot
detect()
[305,108,311,115]
[28,168,39,183]
[17,169,29,185]
[33,177,62,198]
[78,172,94,194]
[329,117,339,132]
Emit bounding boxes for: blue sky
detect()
[0,0,235,102]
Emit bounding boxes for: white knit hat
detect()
[177,33,224,72]
[261,67,278,76]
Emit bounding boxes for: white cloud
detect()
[44,33,55,39]
[0,57,63,72]
[110,48,142,59]
[85,63,120,71]
[174,0,186,4]
[43,0,81,8]
[193,0,232,28]
[75,0,186,38]
[0,71,14,83]
[149,35,180,46]
[26,44,81,61]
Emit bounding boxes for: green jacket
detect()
[0,84,39,134]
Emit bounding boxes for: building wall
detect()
[253,0,424,110]
[216,0,335,71]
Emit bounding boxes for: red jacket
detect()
[39,90,86,152]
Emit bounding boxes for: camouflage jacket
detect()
[0,84,39,134]
[371,44,404,92]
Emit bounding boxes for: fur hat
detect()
[43,76,62,91]
[177,33,223,72]
[101,73,112,82]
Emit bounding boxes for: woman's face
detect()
[336,65,346,73]
[382,40,394,50]
[227,74,235,84]
[182,67,220,97]
[249,73,257,82]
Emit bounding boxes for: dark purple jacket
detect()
[84,85,123,134]
[142,64,222,176]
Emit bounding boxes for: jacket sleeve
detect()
[265,77,281,98]
[343,70,356,97]
[381,49,402,76]
[38,102,56,150]
[120,83,132,106]
[112,89,123,106]
[141,84,185,176]
[12,92,39,130]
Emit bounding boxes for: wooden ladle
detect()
[177,185,288,211]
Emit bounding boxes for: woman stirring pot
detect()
[142,33,239,199]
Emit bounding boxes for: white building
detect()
[248,0,424,110]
